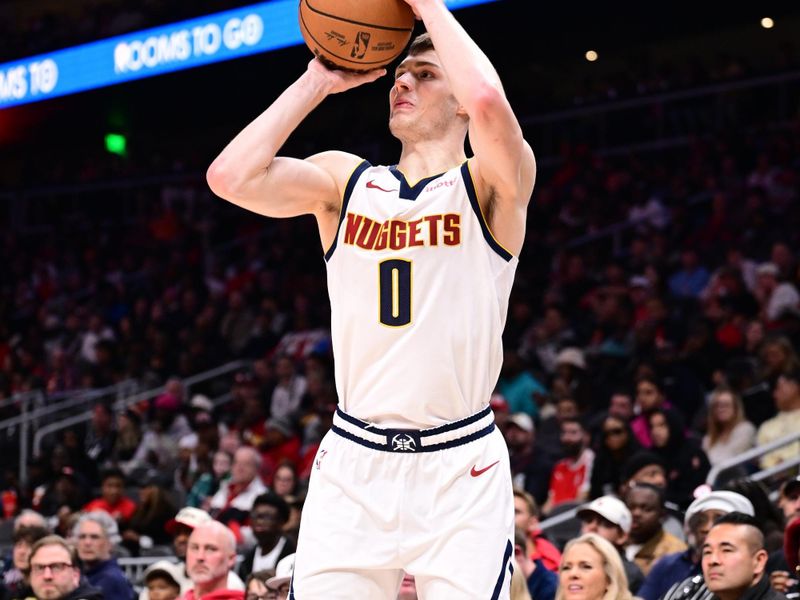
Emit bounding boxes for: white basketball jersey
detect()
[324,160,518,428]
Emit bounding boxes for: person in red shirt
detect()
[513,488,561,572]
[543,417,595,514]
[82,468,136,527]
[184,521,245,600]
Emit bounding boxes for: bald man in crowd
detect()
[184,521,244,600]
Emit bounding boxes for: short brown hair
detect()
[408,32,434,56]
[29,535,78,566]
[513,488,539,518]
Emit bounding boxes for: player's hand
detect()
[306,58,386,94]
[399,0,430,19]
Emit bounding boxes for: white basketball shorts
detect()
[290,405,514,599]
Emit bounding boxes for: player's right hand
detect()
[306,58,386,94]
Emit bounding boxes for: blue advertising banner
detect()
[0,0,498,109]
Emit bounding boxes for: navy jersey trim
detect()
[324,159,371,262]
[335,405,491,437]
[460,162,514,262]
[331,422,495,453]
[388,165,445,201]
[490,540,514,600]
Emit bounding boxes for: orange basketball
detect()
[299,0,415,72]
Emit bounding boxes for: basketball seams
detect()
[299,0,413,71]
[302,0,414,32]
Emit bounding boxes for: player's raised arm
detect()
[206,60,385,225]
[403,0,535,253]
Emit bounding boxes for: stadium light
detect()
[104,133,127,156]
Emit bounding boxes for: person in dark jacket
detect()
[2,525,49,600]
[649,408,710,510]
[702,512,787,600]
[590,415,641,499]
[28,535,103,600]
[513,528,557,600]
[74,511,135,599]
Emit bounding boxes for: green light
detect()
[105,133,127,156]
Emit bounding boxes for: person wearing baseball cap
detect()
[142,560,184,600]
[265,553,295,600]
[165,507,214,561]
[638,490,754,600]
[577,495,644,593]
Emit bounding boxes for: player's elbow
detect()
[468,81,508,117]
[206,157,239,200]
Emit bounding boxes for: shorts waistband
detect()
[331,405,495,453]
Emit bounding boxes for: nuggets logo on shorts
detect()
[391,433,418,452]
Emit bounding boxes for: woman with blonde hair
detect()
[556,533,631,600]
[702,386,756,466]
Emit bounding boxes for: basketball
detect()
[299,0,415,72]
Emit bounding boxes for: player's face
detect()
[389,50,462,140]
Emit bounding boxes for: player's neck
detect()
[396,142,466,184]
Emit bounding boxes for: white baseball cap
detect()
[165,507,212,535]
[506,413,534,433]
[577,495,632,533]
[683,490,754,527]
[266,553,296,590]
[143,560,184,588]
[556,347,586,370]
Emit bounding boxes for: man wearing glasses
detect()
[28,535,102,600]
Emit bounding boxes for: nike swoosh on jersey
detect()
[470,460,500,477]
[366,180,398,193]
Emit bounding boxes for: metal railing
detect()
[1,381,139,487]
[28,360,248,483]
[706,430,800,486]
[538,431,800,535]
[523,68,800,160]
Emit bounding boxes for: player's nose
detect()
[393,72,413,91]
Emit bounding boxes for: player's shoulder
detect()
[308,150,369,180]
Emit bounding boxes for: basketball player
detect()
[207,0,536,596]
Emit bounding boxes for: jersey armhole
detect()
[460,161,514,262]
[324,160,372,262]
